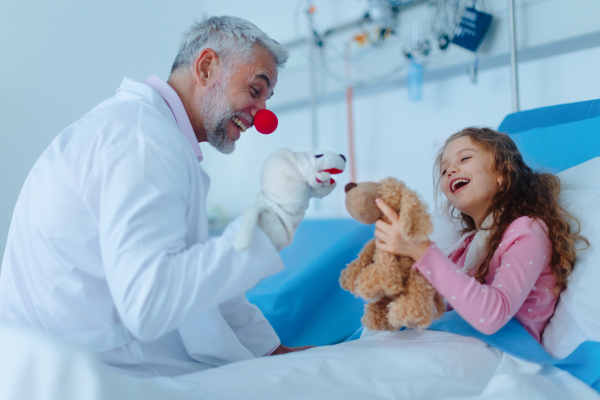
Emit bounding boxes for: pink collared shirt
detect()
[142,75,203,162]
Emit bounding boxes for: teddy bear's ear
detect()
[398,186,433,242]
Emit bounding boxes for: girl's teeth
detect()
[452,179,470,192]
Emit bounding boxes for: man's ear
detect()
[193,48,221,87]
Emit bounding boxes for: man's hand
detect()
[234,149,346,252]
[270,344,315,356]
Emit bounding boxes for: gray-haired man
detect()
[0,16,312,378]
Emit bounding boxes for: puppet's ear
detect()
[398,187,432,242]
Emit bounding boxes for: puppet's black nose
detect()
[345,182,357,193]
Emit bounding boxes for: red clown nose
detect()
[254,109,278,134]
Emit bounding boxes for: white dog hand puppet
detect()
[234,149,346,252]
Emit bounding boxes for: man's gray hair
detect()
[171,16,289,75]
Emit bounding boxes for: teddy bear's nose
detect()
[345,182,357,193]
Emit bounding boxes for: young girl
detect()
[374,127,587,342]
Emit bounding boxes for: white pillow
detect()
[430,214,462,254]
[541,157,600,358]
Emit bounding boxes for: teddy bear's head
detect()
[344,181,381,224]
[344,177,433,242]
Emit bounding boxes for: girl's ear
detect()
[398,187,433,242]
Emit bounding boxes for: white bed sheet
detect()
[156,329,599,400]
[2,323,597,400]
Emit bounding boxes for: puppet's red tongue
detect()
[254,109,278,134]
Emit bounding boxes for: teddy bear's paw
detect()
[362,299,395,331]
[354,280,385,301]
[387,298,435,330]
[354,261,405,300]
[339,270,357,292]
[339,260,367,291]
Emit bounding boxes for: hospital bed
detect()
[2,99,600,399]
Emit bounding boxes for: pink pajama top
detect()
[414,216,558,342]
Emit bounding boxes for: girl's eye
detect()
[441,169,447,175]
[461,157,471,162]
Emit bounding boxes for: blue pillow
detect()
[498,98,600,173]
[247,219,373,346]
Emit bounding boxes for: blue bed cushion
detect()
[499,98,600,134]
[247,219,374,346]
[498,98,600,173]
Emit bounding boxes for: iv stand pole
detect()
[508,0,520,113]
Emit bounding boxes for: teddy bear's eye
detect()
[315,154,324,158]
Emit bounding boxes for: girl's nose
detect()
[447,166,458,177]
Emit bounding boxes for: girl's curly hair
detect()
[433,127,588,296]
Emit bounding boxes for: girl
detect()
[374,127,587,342]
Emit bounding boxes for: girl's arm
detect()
[375,200,551,335]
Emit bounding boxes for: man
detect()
[0,16,311,378]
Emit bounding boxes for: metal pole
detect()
[307,12,319,150]
[508,0,520,112]
[345,42,357,183]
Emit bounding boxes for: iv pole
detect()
[508,0,520,113]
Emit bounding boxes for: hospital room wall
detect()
[2,1,600,262]
[200,44,600,223]
[0,0,211,263]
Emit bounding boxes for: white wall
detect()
[200,0,600,222]
[1,0,600,260]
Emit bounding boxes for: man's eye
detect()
[251,87,260,97]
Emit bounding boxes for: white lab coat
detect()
[0,78,283,377]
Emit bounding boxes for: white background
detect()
[2,0,600,260]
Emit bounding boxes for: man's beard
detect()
[200,76,236,154]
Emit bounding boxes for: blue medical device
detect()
[451,7,492,52]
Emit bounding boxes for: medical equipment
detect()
[451,7,492,52]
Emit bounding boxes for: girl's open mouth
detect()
[451,178,470,193]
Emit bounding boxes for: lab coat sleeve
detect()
[218,293,280,357]
[81,131,283,343]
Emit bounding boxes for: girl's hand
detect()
[374,198,431,261]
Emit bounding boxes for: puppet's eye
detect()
[315,154,323,158]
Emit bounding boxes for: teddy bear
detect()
[234,148,346,252]
[339,177,445,331]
